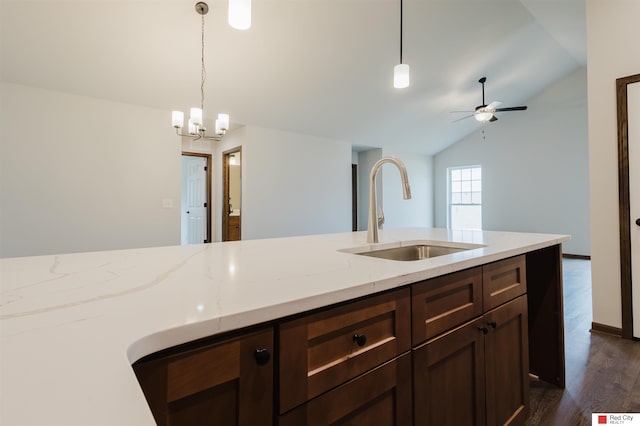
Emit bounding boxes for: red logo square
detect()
[598,415,607,424]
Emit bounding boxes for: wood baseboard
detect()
[562,254,591,260]
[590,322,622,337]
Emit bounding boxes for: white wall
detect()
[381,151,434,229]
[216,125,352,240]
[356,149,382,231]
[586,0,640,329]
[433,68,590,256]
[0,82,181,257]
[0,83,353,256]
[355,149,433,232]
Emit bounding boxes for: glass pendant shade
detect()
[217,113,230,131]
[190,108,203,126]
[229,0,251,30]
[172,111,184,128]
[188,120,197,135]
[394,64,410,89]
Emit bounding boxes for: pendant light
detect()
[228,0,251,30]
[393,0,410,89]
[172,1,250,141]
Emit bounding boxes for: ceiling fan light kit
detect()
[474,109,494,122]
[172,1,250,141]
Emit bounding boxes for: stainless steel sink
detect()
[354,244,469,261]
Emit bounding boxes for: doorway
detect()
[222,147,242,241]
[181,152,212,244]
[352,164,357,231]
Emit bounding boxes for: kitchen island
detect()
[0,228,569,425]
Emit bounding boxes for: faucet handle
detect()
[377,206,385,228]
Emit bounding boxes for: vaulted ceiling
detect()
[1,0,586,155]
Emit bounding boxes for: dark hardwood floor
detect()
[526,258,640,425]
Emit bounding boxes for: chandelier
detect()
[172,1,251,141]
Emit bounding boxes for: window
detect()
[448,166,482,230]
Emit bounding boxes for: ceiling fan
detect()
[452,77,528,123]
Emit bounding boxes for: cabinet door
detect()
[134,327,273,426]
[412,267,483,345]
[413,318,486,426]
[279,353,412,426]
[485,295,529,426]
[279,288,410,413]
[483,255,527,311]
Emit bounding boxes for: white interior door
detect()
[629,81,640,338]
[181,155,208,245]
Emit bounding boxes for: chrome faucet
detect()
[367,157,412,243]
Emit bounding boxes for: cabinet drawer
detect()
[133,327,273,426]
[483,255,527,311]
[279,353,412,426]
[412,267,483,346]
[279,288,411,414]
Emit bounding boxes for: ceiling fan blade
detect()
[489,115,498,122]
[452,114,474,122]
[494,106,527,112]
[487,101,502,110]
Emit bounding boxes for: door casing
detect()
[222,147,242,241]
[616,73,640,339]
[182,152,212,244]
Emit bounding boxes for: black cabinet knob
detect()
[487,321,497,329]
[254,348,271,366]
[636,218,640,227]
[478,326,489,335]
[353,334,367,347]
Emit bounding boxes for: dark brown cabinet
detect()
[412,255,529,426]
[132,249,564,426]
[485,296,529,426]
[227,215,240,241]
[482,255,527,311]
[413,296,529,426]
[133,327,273,426]
[412,266,483,345]
[278,288,411,418]
[279,353,412,426]
[413,317,486,425]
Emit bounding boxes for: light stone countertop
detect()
[0,228,569,425]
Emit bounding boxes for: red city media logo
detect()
[599,415,608,424]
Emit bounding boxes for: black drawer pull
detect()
[353,334,367,347]
[254,348,271,365]
[478,326,489,335]
[487,321,497,329]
